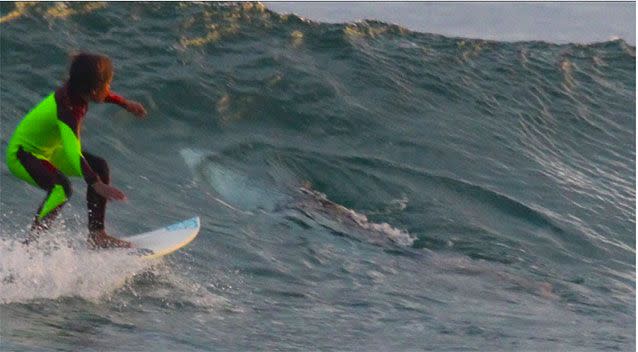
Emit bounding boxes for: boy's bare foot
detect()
[88,229,132,249]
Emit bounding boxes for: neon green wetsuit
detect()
[6,85,123,225]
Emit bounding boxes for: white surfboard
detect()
[125,217,200,259]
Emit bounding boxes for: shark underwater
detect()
[179,148,416,247]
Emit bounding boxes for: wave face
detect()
[0,2,635,351]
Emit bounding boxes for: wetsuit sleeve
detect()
[57,121,99,185]
[105,92,127,108]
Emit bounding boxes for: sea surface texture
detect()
[0,3,635,351]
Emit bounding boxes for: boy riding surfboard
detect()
[5,53,147,248]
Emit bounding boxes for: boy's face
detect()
[90,78,112,103]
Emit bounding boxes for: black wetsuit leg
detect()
[16,146,72,231]
[83,151,110,232]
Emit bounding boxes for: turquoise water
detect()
[0,3,635,351]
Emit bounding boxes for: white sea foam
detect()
[0,229,153,304]
[343,208,416,247]
[298,187,416,247]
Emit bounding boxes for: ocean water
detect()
[0,2,635,351]
[265,2,637,45]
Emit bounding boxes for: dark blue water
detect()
[1,3,635,351]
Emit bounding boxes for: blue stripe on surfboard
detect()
[164,217,200,231]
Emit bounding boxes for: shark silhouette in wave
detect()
[180,148,415,247]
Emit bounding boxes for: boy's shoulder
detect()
[54,84,88,123]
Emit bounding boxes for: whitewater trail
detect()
[0,228,152,304]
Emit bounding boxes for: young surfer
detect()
[5,53,147,248]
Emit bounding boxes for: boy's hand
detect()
[92,181,127,201]
[126,101,147,118]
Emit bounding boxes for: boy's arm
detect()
[105,92,147,118]
[104,92,127,108]
[57,112,126,200]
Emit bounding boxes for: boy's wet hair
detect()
[68,53,113,95]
